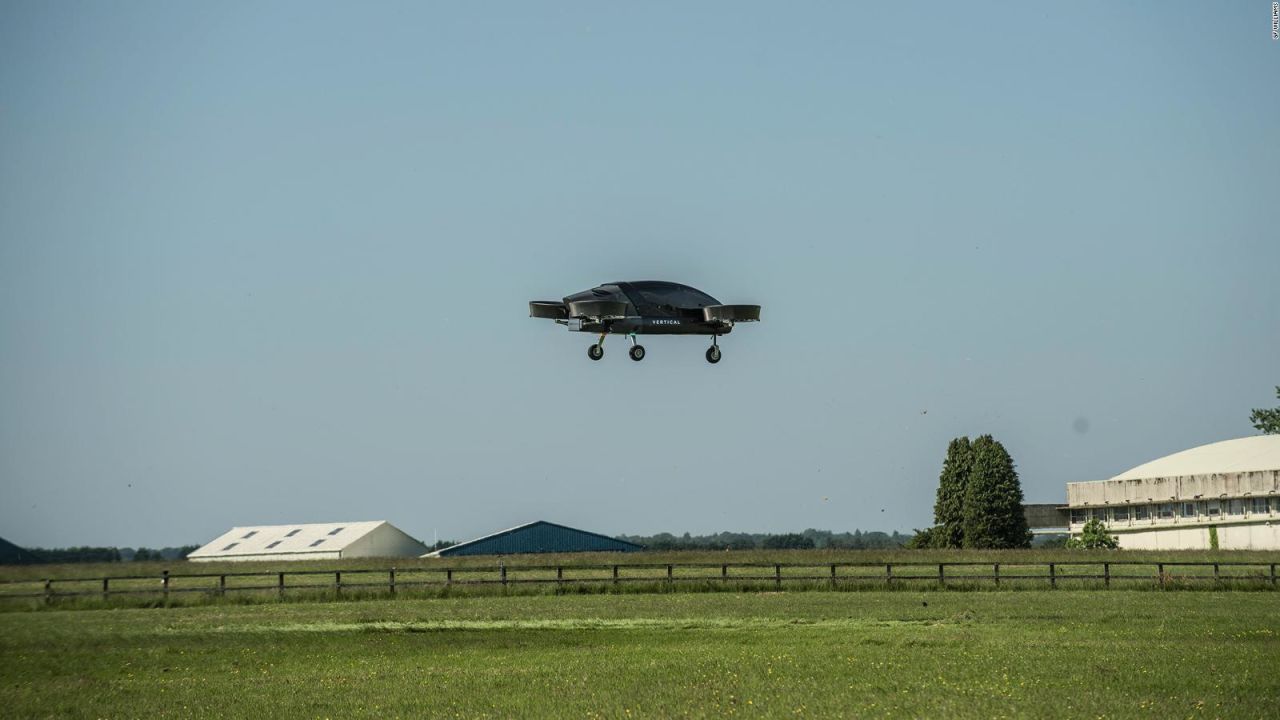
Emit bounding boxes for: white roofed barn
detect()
[188,521,427,562]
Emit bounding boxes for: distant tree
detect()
[961,435,1032,549]
[1250,387,1280,434]
[761,533,815,550]
[133,548,160,562]
[801,528,831,548]
[933,437,974,548]
[28,547,122,563]
[167,545,200,560]
[1066,519,1118,550]
[722,536,758,551]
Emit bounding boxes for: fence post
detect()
[278,571,285,598]
[335,571,342,598]
[1271,564,1276,586]
[938,563,945,587]
[44,579,52,605]
[774,564,781,589]
[219,574,226,597]
[102,577,109,601]
[389,568,396,596]
[666,564,673,586]
[830,564,837,589]
[721,564,728,583]
[886,563,893,586]
[162,570,170,600]
[500,564,507,588]
[1104,562,1110,588]
[1049,563,1056,589]
[446,568,453,586]
[556,566,563,593]
[612,564,619,587]
[994,563,1000,587]
[1158,563,1165,588]
[1213,563,1220,583]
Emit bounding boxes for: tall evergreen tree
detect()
[932,437,973,548]
[961,435,1032,549]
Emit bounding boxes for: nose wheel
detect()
[706,336,722,364]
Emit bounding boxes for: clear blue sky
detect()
[2,2,1277,548]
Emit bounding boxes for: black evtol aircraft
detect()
[530,281,761,363]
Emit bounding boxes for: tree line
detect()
[617,529,911,551]
[14,545,200,564]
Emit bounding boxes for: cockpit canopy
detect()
[564,281,720,316]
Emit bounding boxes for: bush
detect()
[1065,519,1118,549]
[906,526,941,549]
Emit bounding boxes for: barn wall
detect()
[342,524,428,558]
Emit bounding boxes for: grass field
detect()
[2,590,1278,718]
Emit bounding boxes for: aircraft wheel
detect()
[588,344,604,361]
[629,345,646,362]
[705,346,722,364]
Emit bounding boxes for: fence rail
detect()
[1,560,1277,603]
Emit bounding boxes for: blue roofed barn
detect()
[0,536,41,565]
[427,521,643,557]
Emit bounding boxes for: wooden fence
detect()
[1,560,1277,603]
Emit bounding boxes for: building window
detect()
[1158,503,1176,519]
[285,529,301,537]
[1133,505,1150,521]
[1113,506,1129,522]
[1091,508,1108,523]
[328,527,345,536]
[1227,499,1245,516]
[221,542,239,551]
[310,539,326,547]
[1070,509,1087,524]
[1251,497,1269,515]
[1206,501,1220,517]
[1180,503,1197,518]
[266,541,282,549]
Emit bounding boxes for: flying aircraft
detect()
[529,281,761,363]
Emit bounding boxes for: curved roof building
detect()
[1110,436,1280,481]
[1067,436,1280,550]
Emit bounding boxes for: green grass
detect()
[2,591,1278,718]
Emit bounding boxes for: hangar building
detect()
[189,521,427,562]
[427,520,643,557]
[1067,436,1280,550]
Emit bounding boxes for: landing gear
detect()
[588,333,605,361]
[628,334,645,362]
[706,336,721,364]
